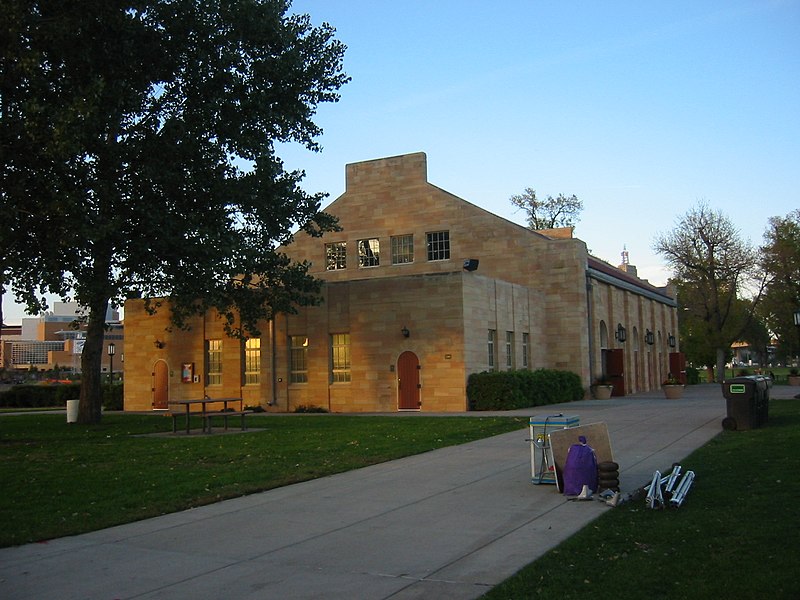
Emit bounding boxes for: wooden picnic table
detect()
[168,397,248,434]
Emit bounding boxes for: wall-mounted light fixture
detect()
[668,333,676,348]
[463,258,479,272]
[401,326,410,338]
[645,329,655,345]
[615,323,627,343]
[154,339,165,349]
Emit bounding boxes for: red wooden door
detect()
[153,360,169,409]
[397,351,421,410]
[669,352,687,384]
[605,348,626,396]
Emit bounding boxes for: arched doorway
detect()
[599,320,609,349]
[397,351,421,410]
[153,359,169,410]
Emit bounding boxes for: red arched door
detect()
[153,360,169,409]
[397,351,420,410]
[604,348,626,396]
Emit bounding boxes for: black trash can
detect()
[720,375,770,431]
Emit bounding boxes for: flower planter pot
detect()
[592,385,613,400]
[788,375,800,386]
[662,384,684,399]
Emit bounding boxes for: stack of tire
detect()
[597,461,620,492]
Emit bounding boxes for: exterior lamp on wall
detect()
[401,326,410,338]
[668,333,676,348]
[645,329,655,346]
[615,323,627,343]
[107,343,116,382]
[154,339,165,349]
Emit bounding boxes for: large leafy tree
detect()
[758,210,800,363]
[509,187,583,230]
[654,203,765,382]
[676,281,769,374]
[1,0,349,422]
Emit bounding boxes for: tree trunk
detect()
[78,298,110,424]
[715,347,727,384]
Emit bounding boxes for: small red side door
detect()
[397,351,420,410]
[605,348,626,396]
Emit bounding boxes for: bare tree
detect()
[509,187,583,230]
[654,202,765,382]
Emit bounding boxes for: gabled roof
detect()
[587,256,676,306]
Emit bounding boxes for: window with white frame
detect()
[325,242,347,270]
[506,331,514,369]
[522,332,530,368]
[391,234,414,264]
[243,338,260,385]
[290,335,308,383]
[488,329,496,370]
[426,230,450,261]
[358,238,380,267]
[330,333,351,383]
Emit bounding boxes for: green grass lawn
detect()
[482,398,800,600]
[0,413,526,547]
[3,401,799,598]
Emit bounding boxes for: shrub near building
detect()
[0,383,122,411]
[467,369,583,410]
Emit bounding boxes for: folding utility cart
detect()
[529,414,579,484]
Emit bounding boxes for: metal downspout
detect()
[270,318,277,406]
[586,275,595,385]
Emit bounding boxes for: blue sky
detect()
[3,0,798,324]
[278,0,799,275]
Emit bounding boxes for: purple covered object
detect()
[562,436,598,495]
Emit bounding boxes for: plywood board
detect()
[548,422,614,491]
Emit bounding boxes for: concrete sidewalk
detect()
[1,384,789,599]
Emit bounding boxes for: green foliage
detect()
[1,1,349,421]
[0,414,525,546]
[656,203,764,380]
[685,365,702,384]
[102,384,124,411]
[0,383,80,408]
[0,383,122,409]
[294,404,329,413]
[467,369,583,410]
[758,210,800,361]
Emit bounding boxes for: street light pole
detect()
[107,343,116,383]
[793,309,800,368]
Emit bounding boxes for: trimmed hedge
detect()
[0,383,123,411]
[467,368,584,411]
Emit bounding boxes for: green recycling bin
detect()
[720,375,770,431]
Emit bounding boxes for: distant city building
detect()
[1,301,123,373]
